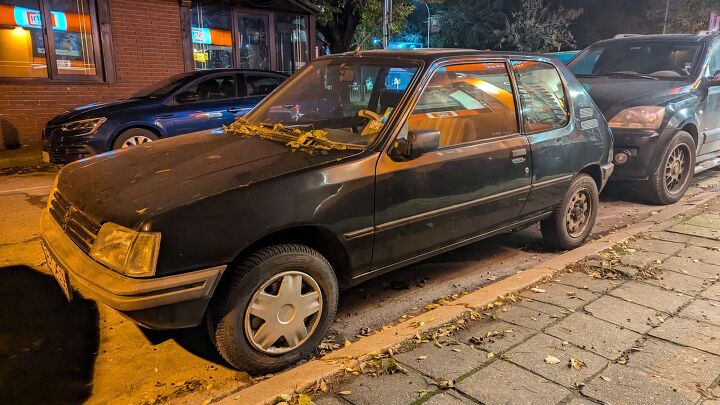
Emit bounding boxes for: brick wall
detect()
[0,0,185,147]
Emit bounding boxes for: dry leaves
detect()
[544,355,561,365]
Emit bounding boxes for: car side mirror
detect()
[175,91,199,103]
[392,129,440,160]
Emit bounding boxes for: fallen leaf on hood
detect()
[154,169,171,174]
[136,208,148,215]
[544,355,561,365]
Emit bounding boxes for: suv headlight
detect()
[608,106,665,130]
[90,222,161,277]
[60,117,107,136]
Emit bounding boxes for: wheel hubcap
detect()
[121,135,153,148]
[665,145,690,193]
[244,271,323,355]
[565,189,592,238]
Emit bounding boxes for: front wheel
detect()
[541,173,599,251]
[207,244,338,374]
[112,128,158,150]
[645,131,695,205]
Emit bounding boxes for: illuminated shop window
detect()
[0,0,48,77]
[191,2,232,70]
[275,15,307,75]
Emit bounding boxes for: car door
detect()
[171,74,241,135]
[231,73,287,118]
[698,40,720,156]
[371,61,532,272]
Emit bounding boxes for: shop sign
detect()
[194,51,208,62]
[12,6,67,30]
[192,27,212,44]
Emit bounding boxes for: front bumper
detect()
[608,127,674,181]
[41,124,104,164]
[40,209,226,329]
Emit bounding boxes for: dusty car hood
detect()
[577,76,690,116]
[57,131,358,228]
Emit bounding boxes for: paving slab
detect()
[669,223,720,240]
[565,397,599,405]
[505,333,607,389]
[627,238,686,255]
[647,231,691,244]
[677,245,720,265]
[584,295,667,334]
[456,360,570,405]
[519,283,598,310]
[336,367,433,405]
[454,320,536,355]
[494,303,560,331]
[649,317,720,356]
[662,256,720,280]
[679,299,720,326]
[545,313,642,360]
[701,283,720,301]
[516,299,571,319]
[684,213,720,230]
[313,395,348,405]
[688,236,720,249]
[609,281,692,313]
[581,363,702,405]
[424,390,474,405]
[642,270,710,295]
[628,337,720,390]
[553,272,621,293]
[620,251,669,268]
[395,342,488,381]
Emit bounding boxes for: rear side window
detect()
[408,62,519,147]
[512,61,569,133]
[245,75,284,96]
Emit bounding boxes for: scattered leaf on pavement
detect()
[545,355,561,365]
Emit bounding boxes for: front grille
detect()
[49,192,101,253]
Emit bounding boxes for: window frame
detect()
[510,59,572,136]
[386,57,524,153]
[182,3,315,74]
[0,0,114,83]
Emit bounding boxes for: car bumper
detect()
[41,124,109,164]
[608,128,671,181]
[39,209,226,329]
[600,162,614,190]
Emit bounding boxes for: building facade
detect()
[0,0,318,148]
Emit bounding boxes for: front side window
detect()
[568,41,703,79]
[0,0,106,79]
[409,62,519,147]
[191,2,232,70]
[512,61,569,133]
[246,58,419,148]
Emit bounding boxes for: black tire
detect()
[541,173,599,251]
[207,244,338,374]
[112,128,158,150]
[645,131,696,205]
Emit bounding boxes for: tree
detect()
[315,0,415,53]
[646,0,720,34]
[431,0,510,49]
[497,0,576,52]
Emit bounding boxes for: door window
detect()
[704,42,720,78]
[512,61,569,133]
[409,62,519,147]
[245,75,284,96]
[185,75,237,102]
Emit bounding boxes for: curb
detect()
[217,191,718,405]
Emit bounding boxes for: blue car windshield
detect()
[131,72,196,99]
[245,58,420,147]
[569,41,703,79]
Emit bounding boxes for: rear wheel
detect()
[207,244,338,374]
[112,128,158,150]
[541,174,599,251]
[645,131,695,205]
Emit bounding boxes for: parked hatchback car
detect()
[41,69,287,164]
[40,50,613,373]
[568,33,720,204]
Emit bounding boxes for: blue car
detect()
[544,50,581,65]
[41,69,287,164]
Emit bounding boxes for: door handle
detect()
[227,107,241,113]
[511,148,527,164]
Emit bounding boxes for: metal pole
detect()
[663,0,671,34]
[383,0,392,48]
[425,2,430,48]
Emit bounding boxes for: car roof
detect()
[593,33,719,46]
[191,68,289,77]
[326,48,559,63]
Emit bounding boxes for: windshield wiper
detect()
[224,120,364,154]
[607,71,659,80]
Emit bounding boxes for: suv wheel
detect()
[645,131,695,205]
[541,173,599,251]
[113,128,158,150]
[207,244,338,374]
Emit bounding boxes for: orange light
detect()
[11,26,27,37]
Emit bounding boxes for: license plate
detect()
[41,151,50,163]
[40,240,72,301]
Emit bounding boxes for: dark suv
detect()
[569,33,720,204]
[40,50,613,373]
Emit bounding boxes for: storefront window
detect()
[191,2,232,70]
[0,0,48,77]
[236,12,268,70]
[275,15,308,75]
[0,0,107,80]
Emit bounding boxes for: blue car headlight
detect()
[61,117,107,136]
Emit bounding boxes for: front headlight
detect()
[608,106,666,130]
[61,117,107,136]
[90,222,161,277]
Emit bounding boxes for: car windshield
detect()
[241,58,420,149]
[131,72,197,99]
[568,40,703,79]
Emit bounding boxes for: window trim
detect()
[0,0,114,83]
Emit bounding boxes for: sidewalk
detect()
[312,200,720,405]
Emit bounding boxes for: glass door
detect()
[275,15,308,74]
[236,12,269,70]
